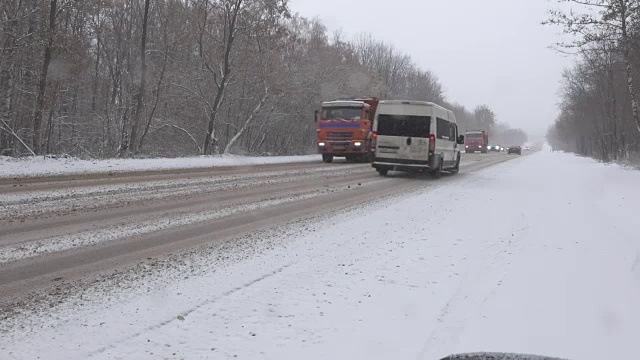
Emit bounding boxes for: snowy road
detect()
[1,153,511,314]
[3,150,638,360]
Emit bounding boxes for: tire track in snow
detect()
[632,253,640,283]
[85,262,294,358]
[416,225,530,360]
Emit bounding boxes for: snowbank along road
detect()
[0,153,516,319]
[0,154,321,179]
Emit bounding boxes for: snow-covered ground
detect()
[0,154,319,178]
[3,150,640,360]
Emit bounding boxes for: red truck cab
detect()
[465,130,489,153]
[316,98,378,163]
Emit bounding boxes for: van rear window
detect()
[377,115,430,138]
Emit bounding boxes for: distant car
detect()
[507,146,522,155]
[488,144,501,152]
[524,146,530,151]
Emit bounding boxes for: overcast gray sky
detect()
[290,0,574,136]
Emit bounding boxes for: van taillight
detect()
[372,132,377,138]
[429,134,435,154]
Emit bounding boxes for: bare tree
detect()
[473,105,496,129]
[138,0,171,152]
[546,0,640,163]
[546,0,640,134]
[32,0,58,154]
[197,0,245,155]
[126,0,152,155]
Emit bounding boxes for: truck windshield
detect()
[377,115,430,138]
[466,134,484,139]
[321,107,363,120]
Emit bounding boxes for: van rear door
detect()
[436,117,456,164]
[375,114,431,162]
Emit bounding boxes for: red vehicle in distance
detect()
[465,130,489,153]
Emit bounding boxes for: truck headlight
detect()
[318,142,325,147]
[354,142,362,147]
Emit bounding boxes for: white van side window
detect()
[436,118,452,140]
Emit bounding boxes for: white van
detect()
[371,100,464,178]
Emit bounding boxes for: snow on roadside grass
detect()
[2,151,640,360]
[0,154,319,178]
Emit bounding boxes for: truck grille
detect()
[326,132,353,138]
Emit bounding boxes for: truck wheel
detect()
[359,154,372,163]
[431,160,443,179]
[377,168,389,176]
[365,152,374,163]
[322,154,333,163]
[451,154,461,174]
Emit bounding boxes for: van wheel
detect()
[377,168,389,176]
[322,154,333,163]
[431,160,443,179]
[451,154,461,174]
